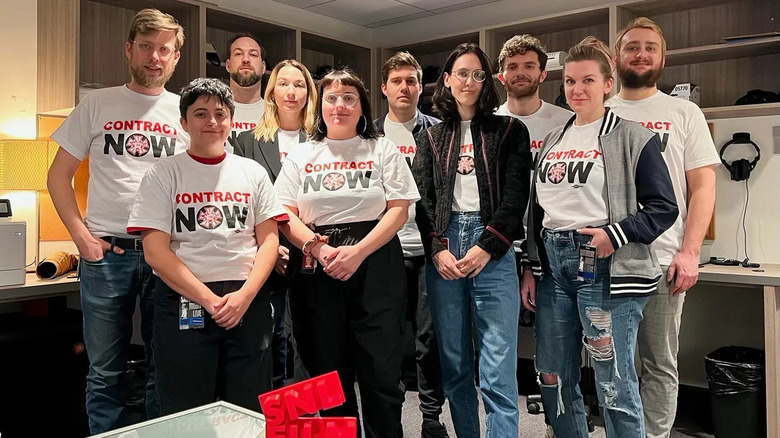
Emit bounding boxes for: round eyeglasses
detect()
[323,93,359,107]
[451,68,487,83]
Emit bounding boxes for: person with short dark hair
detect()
[374,51,449,438]
[275,68,419,438]
[412,42,533,438]
[225,32,266,150]
[47,8,187,433]
[128,77,287,414]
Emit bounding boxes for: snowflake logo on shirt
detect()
[457,156,475,175]
[547,162,567,184]
[125,134,151,157]
[197,205,224,229]
[322,172,346,191]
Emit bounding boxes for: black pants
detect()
[153,279,274,415]
[404,256,446,420]
[289,237,406,438]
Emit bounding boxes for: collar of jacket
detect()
[559,106,619,137]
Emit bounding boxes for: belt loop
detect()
[109,236,117,252]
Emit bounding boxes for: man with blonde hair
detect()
[607,17,719,438]
[48,8,187,433]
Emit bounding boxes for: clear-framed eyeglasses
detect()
[323,93,359,107]
[451,68,487,83]
[131,41,176,60]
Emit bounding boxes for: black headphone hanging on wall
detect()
[719,132,761,181]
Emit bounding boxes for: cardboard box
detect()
[670,83,701,106]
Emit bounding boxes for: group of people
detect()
[46,7,719,438]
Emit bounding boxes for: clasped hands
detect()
[432,245,492,280]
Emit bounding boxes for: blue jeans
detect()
[80,249,159,434]
[426,212,520,438]
[535,230,648,438]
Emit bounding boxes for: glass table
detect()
[90,401,266,438]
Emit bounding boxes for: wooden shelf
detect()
[701,102,780,120]
[666,37,780,67]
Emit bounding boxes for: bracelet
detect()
[302,233,329,256]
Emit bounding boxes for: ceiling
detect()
[271,0,502,28]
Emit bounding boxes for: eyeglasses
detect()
[451,68,487,83]
[131,41,176,60]
[323,93,359,107]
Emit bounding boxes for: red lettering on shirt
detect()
[545,149,602,161]
[638,121,672,131]
[460,144,474,154]
[102,119,178,136]
[530,140,543,150]
[397,145,416,155]
[175,191,251,205]
[303,161,375,173]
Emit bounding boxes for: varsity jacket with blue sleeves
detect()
[526,108,679,296]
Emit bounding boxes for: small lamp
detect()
[0,139,57,271]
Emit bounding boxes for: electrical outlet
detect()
[774,126,780,155]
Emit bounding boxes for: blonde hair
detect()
[254,60,317,142]
[128,8,185,51]
[614,17,666,57]
[564,36,614,100]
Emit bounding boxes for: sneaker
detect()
[421,419,450,438]
[544,424,556,438]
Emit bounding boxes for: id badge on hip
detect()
[577,244,597,283]
[179,296,205,330]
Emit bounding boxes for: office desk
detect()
[698,263,780,438]
[0,272,79,304]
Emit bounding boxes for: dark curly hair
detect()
[311,68,379,141]
[432,43,499,122]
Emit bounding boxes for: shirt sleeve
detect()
[50,95,95,161]
[273,154,301,209]
[127,163,174,235]
[683,104,721,171]
[252,166,288,225]
[379,138,421,203]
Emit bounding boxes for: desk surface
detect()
[698,263,780,287]
[0,273,79,304]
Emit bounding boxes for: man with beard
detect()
[607,17,719,438]
[496,36,571,364]
[373,52,448,438]
[47,8,188,434]
[225,33,266,151]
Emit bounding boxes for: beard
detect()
[231,71,261,87]
[129,63,174,89]
[505,75,540,99]
[617,62,662,89]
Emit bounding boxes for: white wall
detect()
[0,1,37,139]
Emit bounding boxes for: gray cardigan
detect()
[527,109,678,296]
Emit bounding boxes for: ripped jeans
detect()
[535,230,648,438]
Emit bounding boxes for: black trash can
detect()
[704,346,766,438]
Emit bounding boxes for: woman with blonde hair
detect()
[234,59,317,388]
[524,37,678,437]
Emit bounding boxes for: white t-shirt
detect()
[382,113,424,257]
[496,100,573,162]
[497,100,573,251]
[227,99,265,153]
[536,118,608,230]
[277,128,301,163]
[127,153,286,283]
[274,136,420,226]
[452,121,480,212]
[607,90,720,264]
[51,85,189,239]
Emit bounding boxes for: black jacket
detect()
[233,129,307,182]
[412,114,532,261]
[374,111,441,137]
